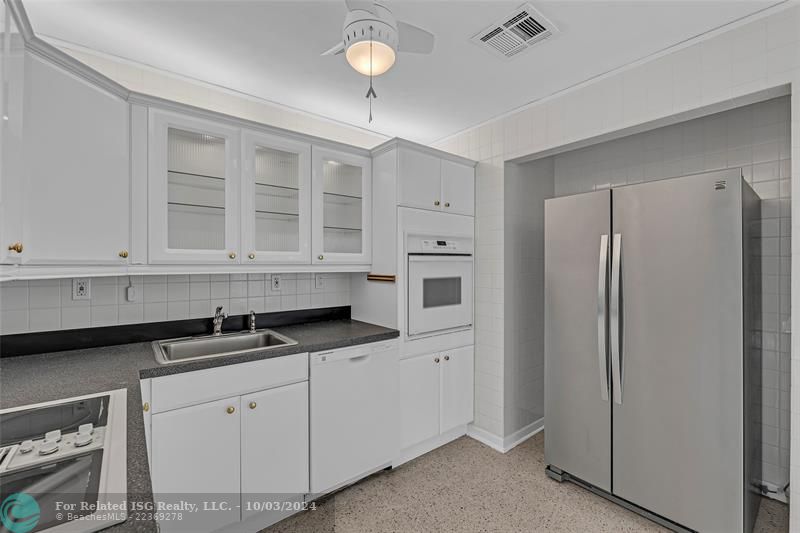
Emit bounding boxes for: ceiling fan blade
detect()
[397,21,435,54]
[321,41,345,56]
[345,0,377,14]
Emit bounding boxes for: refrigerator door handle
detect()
[597,234,609,401]
[610,233,623,405]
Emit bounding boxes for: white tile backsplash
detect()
[0,273,352,335]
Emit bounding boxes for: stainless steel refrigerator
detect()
[544,169,761,533]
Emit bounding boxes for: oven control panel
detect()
[421,239,459,251]
[406,233,474,255]
[0,426,107,473]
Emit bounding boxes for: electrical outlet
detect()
[271,274,281,292]
[126,285,138,302]
[315,274,325,290]
[72,278,91,300]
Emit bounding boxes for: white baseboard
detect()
[467,418,544,453]
[466,424,504,451]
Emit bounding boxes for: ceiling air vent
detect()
[471,3,558,60]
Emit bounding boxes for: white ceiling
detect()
[23,0,782,144]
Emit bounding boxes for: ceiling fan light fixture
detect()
[346,40,396,76]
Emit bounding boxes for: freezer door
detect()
[611,171,744,532]
[545,190,611,491]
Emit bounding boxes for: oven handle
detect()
[407,255,473,262]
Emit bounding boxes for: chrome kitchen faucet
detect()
[212,306,227,336]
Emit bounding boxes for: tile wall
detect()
[0,273,351,335]
[503,158,553,437]
[553,96,791,493]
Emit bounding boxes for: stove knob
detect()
[39,440,59,455]
[18,440,34,454]
[74,433,92,447]
[45,430,62,442]
[78,423,94,435]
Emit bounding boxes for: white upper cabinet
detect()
[0,6,24,265]
[398,148,441,210]
[241,131,311,265]
[17,53,130,265]
[441,160,475,216]
[396,146,475,216]
[312,147,372,265]
[148,109,241,264]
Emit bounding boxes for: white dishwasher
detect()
[310,339,399,495]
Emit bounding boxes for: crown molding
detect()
[371,137,477,167]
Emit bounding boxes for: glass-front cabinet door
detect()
[311,147,371,265]
[241,131,310,264]
[148,110,241,264]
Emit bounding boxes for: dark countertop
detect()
[0,319,399,532]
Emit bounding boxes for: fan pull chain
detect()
[366,25,377,123]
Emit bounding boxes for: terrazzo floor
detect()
[265,431,789,533]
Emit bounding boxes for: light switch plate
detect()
[72,278,91,300]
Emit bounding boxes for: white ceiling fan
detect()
[321,0,435,77]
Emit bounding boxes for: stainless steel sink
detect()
[152,329,298,365]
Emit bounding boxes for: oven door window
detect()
[423,277,462,308]
[0,450,102,532]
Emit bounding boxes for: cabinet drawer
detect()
[151,352,308,413]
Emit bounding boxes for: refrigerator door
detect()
[611,170,744,532]
[545,190,611,491]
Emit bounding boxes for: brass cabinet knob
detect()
[444,355,450,361]
[248,252,256,260]
[142,402,150,412]
[7,242,22,253]
[226,406,236,414]
[118,250,129,258]
[434,200,440,206]
[318,255,324,260]
[228,252,237,260]
[249,401,257,410]
[444,202,450,208]
[434,357,440,363]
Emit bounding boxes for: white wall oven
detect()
[406,233,473,337]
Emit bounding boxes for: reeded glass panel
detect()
[254,146,299,252]
[167,128,226,250]
[322,160,362,254]
[423,277,462,308]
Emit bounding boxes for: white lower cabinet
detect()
[241,382,309,522]
[399,352,440,449]
[146,354,309,533]
[440,345,475,433]
[151,397,242,533]
[399,345,474,457]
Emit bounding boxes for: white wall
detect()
[552,95,791,494]
[503,158,553,437]
[59,46,388,150]
[434,4,800,526]
[0,273,351,334]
